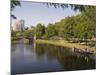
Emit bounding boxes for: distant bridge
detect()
[17,35,36,44]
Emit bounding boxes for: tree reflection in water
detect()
[35,43,95,71]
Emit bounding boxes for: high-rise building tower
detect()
[19,20,24,31]
[12,19,25,31]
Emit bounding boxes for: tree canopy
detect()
[11,1,96,45]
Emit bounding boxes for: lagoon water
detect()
[11,42,95,75]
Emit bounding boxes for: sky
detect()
[12,1,80,27]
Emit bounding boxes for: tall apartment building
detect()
[12,19,25,31]
[19,20,24,31]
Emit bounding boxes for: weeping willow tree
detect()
[43,2,94,12]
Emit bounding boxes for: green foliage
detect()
[75,6,96,41]
[23,30,34,38]
[11,6,96,45]
[32,6,95,42]
[45,24,57,38]
[58,16,77,40]
[11,31,21,37]
[35,24,45,39]
[11,31,22,41]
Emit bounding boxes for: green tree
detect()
[56,16,77,40]
[45,24,57,38]
[35,24,45,39]
[73,6,96,43]
[23,29,34,38]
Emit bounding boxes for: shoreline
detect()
[11,39,96,54]
[35,40,96,54]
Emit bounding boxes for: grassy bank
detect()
[35,39,96,53]
[11,39,29,44]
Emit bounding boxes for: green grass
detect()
[35,39,96,52]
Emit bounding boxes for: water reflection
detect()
[11,43,95,75]
[35,43,95,71]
